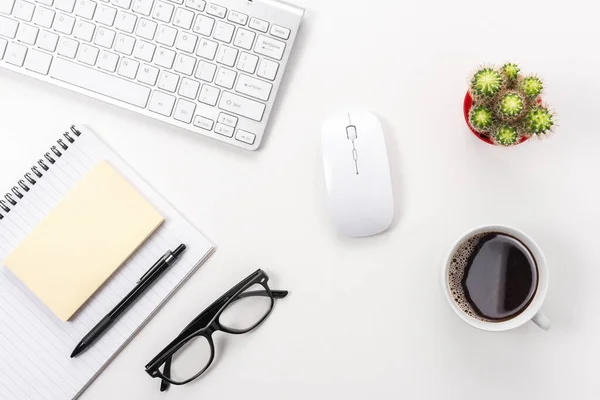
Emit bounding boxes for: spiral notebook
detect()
[0,126,215,400]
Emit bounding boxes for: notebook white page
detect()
[0,125,214,400]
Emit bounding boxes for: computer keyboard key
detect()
[73,20,95,41]
[216,44,236,66]
[237,52,257,74]
[24,47,51,73]
[55,0,74,12]
[117,56,138,78]
[115,11,136,32]
[233,28,254,50]
[0,15,19,38]
[36,0,54,7]
[194,59,215,81]
[214,66,234,88]
[14,1,35,22]
[219,91,264,121]
[198,83,218,105]
[0,37,7,58]
[154,46,174,67]
[178,76,199,98]
[254,34,284,60]
[227,10,246,25]
[152,1,173,23]
[74,0,96,20]
[94,26,115,48]
[112,0,131,8]
[56,36,78,57]
[217,112,237,127]
[16,23,38,44]
[173,7,193,29]
[157,69,179,92]
[256,57,278,81]
[53,13,75,35]
[136,18,156,39]
[51,58,151,107]
[235,129,255,145]
[270,24,289,40]
[33,6,55,28]
[95,4,116,26]
[37,29,58,50]
[0,0,16,15]
[206,3,225,18]
[137,63,158,84]
[214,122,233,137]
[196,37,216,59]
[155,23,176,45]
[175,31,196,53]
[193,115,213,130]
[184,0,204,11]
[77,43,98,64]
[173,98,195,123]
[174,52,195,75]
[97,50,119,71]
[192,14,213,36]
[148,90,175,116]
[248,17,267,32]
[212,20,233,42]
[114,32,135,54]
[132,0,152,15]
[235,74,271,101]
[133,39,155,61]
[5,41,27,65]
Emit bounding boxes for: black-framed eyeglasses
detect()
[145,269,288,391]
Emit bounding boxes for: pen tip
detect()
[71,345,83,358]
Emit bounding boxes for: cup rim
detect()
[442,225,549,332]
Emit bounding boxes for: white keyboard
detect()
[0,0,304,150]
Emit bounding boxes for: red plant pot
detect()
[463,92,530,146]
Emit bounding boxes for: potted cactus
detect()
[463,63,555,146]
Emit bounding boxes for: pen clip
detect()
[137,252,169,284]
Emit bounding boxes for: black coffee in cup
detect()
[447,232,538,322]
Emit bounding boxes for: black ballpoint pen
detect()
[71,244,187,358]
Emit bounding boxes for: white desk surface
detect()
[1,0,600,398]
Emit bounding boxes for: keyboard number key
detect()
[5,41,27,65]
[14,1,35,22]
[132,0,153,15]
[248,17,268,32]
[192,14,213,36]
[257,58,278,81]
[198,83,219,106]
[237,52,257,74]
[112,0,132,8]
[184,0,204,11]
[227,10,246,25]
[173,98,196,123]
[270,24,290,40]
[235,129,255,145]
[173,7,193,30]
[193,115,213,131]
[254,35,285,60]
[152,1,174,23]
[206,3,225,18]
[149,90,176,116]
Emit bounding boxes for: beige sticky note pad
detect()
[4,161,164,321]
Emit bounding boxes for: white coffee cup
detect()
[442,225,551,331]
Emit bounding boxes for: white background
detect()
[1,0,600,398]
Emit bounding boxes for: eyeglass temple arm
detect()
[159,289,288,392]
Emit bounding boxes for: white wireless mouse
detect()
[321,111,394,237]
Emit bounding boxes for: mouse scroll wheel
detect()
[346,125,358,140]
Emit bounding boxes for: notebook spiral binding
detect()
[0,126,82,221]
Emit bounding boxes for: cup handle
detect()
[532,312,551,331]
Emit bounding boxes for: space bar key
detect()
[50,58,151,108]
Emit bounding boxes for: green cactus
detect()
[494,125,519,146]
[520,76,544,98]
[501,63,520,84]
[467,63,556,145]
[525,106,554,135]
[470,68,503,98]
[469,105,494,132]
